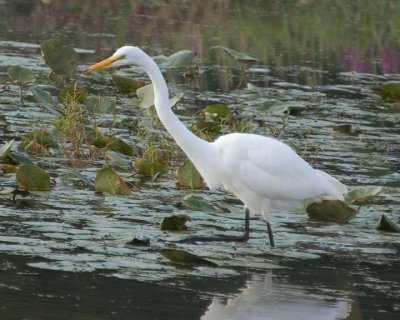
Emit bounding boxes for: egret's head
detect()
[85,46,146,72]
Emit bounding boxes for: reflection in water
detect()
[201,273,352,320]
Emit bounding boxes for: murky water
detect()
[1,1,399,319]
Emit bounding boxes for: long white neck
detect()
[141,55,220,188]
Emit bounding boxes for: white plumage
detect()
[86,46,347,247]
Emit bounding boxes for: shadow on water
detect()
[1,1,400,319]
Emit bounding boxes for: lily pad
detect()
[175,159,204,189]
[133,158,169,177]
[91,135,133,156]
[0,164,17,174]
[40,38,78,78]
[58,84,88,103]
[16,165,50,191]
[105,151,133,170]
[112,75,145,93]
[194,119,221,134]
[86,96,116,114]
[177,194,216,212]
[154,50,194,69]
[30,86,62,116]
[22,129,59,149]
[210,46,258,67]
[160,214,191,231]
[202,104,231,120]
[7,151,34,165]
[345,186,384,206]
[94,166,132,195]
[375,214,400,233]
[136,84,183,109]
[69,168,94,187]
[0,140,13,160]
[306,200,357,223]
[160,248,217,267]
[8,66,35,85]
[373,82,400,102]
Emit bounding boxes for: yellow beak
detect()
[84,55,121,73]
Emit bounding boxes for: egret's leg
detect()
[266,221,275,248]
[178,208,250,244]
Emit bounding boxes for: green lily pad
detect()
[175,159,204,189]
[59,84,88,103]
[94,166,131,195]
[30,86,63,116]
[136,84,183,109]
[375,214,400,233]
[373,82,400,102]
[7,151,34,166]
[160,214,191,231]
[160,248,217,267]
[86,96,116,114]
[133,158,169,177]
[306,200,357,223]
[0,140,13,160]
[345,186,384,206]
[92,135,133,156]
[0,164,17,174]
[194,119,221,134]
[69,168,94,187]
[105,151,133,170]
[16,165,50,191]
[202,104,231,120]
[112,75,145,93]
[177,194,216,212]
[210,46,258,67]
[154,50,194,69]
[7,66,35,85]
[40,38,78,78]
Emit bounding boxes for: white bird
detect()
[85,46,347,247]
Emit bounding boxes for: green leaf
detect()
[112,75,145,93]
[136,84,183,109]
[0,140,13,160]
[345,186,384,206]
[133,158,169,177]
[202,104,231,120]
[40,38,78,78]
[210,46,258,67]
[160,248,217,266]
[91,135,133,156]
[86,96,116,114]
[7,66,35,85]
[94,166,131,195]
[373,82,400,102]
[194,119,221,134]
[375,214,400,233]
[16,165,50,191]
[105,151,133,170]
[30,86,62,116]
[0,164,17,174]
[154,50,194,69]
[177,194,216,212]
[306,200,357,223]
[22,129,59,149]
[175,159,204,189]
[69,168,94,187]
[7,151,34,165]
[160,214,191,231]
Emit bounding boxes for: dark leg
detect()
[266,221,275,248]
[178,208,250,244]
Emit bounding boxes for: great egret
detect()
[85,46,347,247]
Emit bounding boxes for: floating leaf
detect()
[345,186,384,206]
[0,140,13,160]
[69,168,94,187]
[202,104,231,120]
[306,200,357,223]
[7,66,35,85]
[133,158,168,177]
[154,50,194,69]
[373,82,400,102]
[0,164,17,174]
[58,84,88,103]
[86,96,116,114]
[160,214,191,231]
[94,166,131,195]
[22,129,59,149]
[92,135,133,156]
[333,124,353,135]
[375,214,400,233]
[7,151,34,166]
[210,46,258,67]
[30,86,62,116]
[112,75,145,93]
[105,151,133,170]
[160,248,217,267]
[16,165,50,191]
[136,84,183,109]
[40,38,78,78]
[177,194,216,212]
[175,159,204,189]
[194,119,221,134]
[128,238,150,246]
